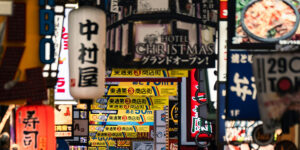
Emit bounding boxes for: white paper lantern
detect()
[68,6,106,99]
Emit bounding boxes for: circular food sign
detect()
[252,125,274,146]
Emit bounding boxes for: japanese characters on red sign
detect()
[16,105,56,150]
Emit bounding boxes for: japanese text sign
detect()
[106,85,177,96]
[55,8,74,101]
[91,97,169,110]
[108,69,189,77]
[227,50,260,120]
[252,52,300,132]
[16,105,56,150]
[190,69,213,138]
[68,6,106,99]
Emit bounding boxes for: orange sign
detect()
[16,105,56,150]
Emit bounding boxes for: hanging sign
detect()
[16,105,56,150]
[252,52,300,132]
[227,50,260,120]
[68,6,106,99]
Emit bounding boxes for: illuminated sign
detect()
[16,105,56,150]
[55,105,73,125]
[229,0,300,48]
[55,8,74,101]
[106,85,177,96]
[190,69,213,139]
[69,6,106,99]
[108,69,189,77]
[91,97,169,110]
[55,105,72,137]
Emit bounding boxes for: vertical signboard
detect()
[69,6,106,99]
[217,83,226,143]
[16,105,56,150]
[227,50,260,120]
[252,52,300,133]
[55,105,73,137]
[55,8,74,101]
[190,69,213,139]
[218,21,227,82]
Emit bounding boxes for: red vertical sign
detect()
[220,0,228,19]
[16,105,56,150]
[190,69,212,138]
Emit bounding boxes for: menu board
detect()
[228,0,300,49]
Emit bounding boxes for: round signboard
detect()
[252,125,274,146]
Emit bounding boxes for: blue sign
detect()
[218,82,226,143]
[226,50,260,120]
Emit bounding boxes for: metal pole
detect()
[48,88,55,107]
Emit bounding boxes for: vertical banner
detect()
[252,52,300,133]
[55,8,74,101]
[68,6,106,99]
[217,83,226,143]
[16,105,56,150]
[227,50,260,120]
[218,21,227,82]
[190,69,213,139]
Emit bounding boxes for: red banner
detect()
[190,69,213,138]
[16,105,56,150]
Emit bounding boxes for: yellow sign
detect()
[91,97,168,110]
[106,86,177,96]
[89,138,116,147]
[109,69,189,77]
[117,140,131,147]
[89,125,150,133]
[89,111,154,122]
[119,82,177,86]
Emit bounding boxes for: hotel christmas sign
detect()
[106,22,216,68]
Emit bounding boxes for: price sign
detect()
[252,52,300,132]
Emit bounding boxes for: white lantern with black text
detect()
[68,6,106,99]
